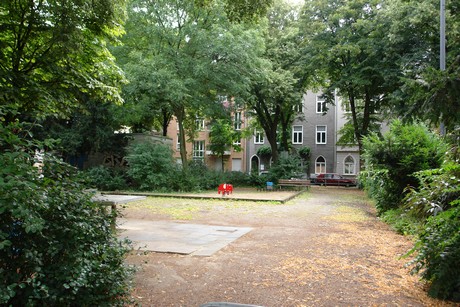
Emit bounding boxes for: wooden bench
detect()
[278,179,311,190]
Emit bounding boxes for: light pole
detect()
[440,0,446,135]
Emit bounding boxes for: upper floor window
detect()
[254,130,265,144]
[176,134,181,150]
[193,140,205,160]
[344,155,356,175]
[316,96,326,113]
[234,111,242,130]
[292,125,303,144]
[293,102,303,113]
[195,118,205,131]
[316,125,327,144]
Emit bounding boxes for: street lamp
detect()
[440,0,446,135]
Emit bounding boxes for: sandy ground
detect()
[120,187,453,307]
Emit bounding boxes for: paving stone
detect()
[118,219,252,257]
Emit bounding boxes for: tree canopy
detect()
[0,0,127,124]
[115,0,265,169]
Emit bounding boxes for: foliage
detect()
[257,145,272,158]
[401,155,460,300]
[0,0,127,124]
[268,154,302,181]
[297,146,311,161]
[300,0,401,152]
[379,208,421,237]
[361,121,446,213]
[208,119,241,171]
[84,166,128,191]
[245,0,304,162]
[125,142,178,191]
[407,204,460,300]
[116,0,264,169]
[0,122,133,306]
[383,0,460,131]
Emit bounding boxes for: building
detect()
[166,108,248,172]
[166,90,360,178]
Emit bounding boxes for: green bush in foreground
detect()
[0,124,134,306]
[404,160,460,300]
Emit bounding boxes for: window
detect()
[292,125,303,144]
[193,140,205,160]
[233,138,241,146]
[254,130,264,144]
[195,118,205,131]
[293,102,303,113]
[316,125,327,144]
[315,156,326,174]
[176,134,181,150]
[316,96,326,113]
[344,155,356,175]
[234,112,242,130]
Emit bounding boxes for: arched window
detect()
[315,156,326,174]
[250,155,260,174]
[344,155,355,175]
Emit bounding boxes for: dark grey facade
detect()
[245,90,360,179]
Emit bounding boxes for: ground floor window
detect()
[315,156,326,174]
[193,140,205,160]
[344,155,355,175]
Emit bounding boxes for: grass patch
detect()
[124,197,284,220]
[325,205,369,223]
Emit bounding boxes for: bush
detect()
[126,142,178,191]
[84,166,128,191]
[0,124,133,305]
[361,121,446,213]
[407,205,460,300]
[269,155,302,182]
[404,159,460,300]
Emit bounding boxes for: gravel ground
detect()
[121,187,453,307]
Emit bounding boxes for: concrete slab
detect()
[118,219,252,256]
[92,194,147,204]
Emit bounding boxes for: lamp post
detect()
[440,0,446,135]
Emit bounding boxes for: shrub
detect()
[84,166,128,191]
[269,154,302,182]
[361,121,446,213]
[0,123,133,305]
[407,204,460,300]
[125,142,178,191]
[404,159,460,300]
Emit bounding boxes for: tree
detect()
[0,0,127,125]
[208,118,241,171]
[301,0,401,152]
[382,0,460,131]
[245,0,303,163]
[116,0,264,170]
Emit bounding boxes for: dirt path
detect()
[123,187,449,306]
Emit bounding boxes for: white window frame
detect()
[234,111,242,130]
[292,125,303,144]
[176,134,181,150]
[195,118,205,131]
[344,155,356,175]
[193,140,205,159]
[254,130,264,144]
[316,96,326,113]
[315,156,326,174]
[316,125,327,144]
[293,102,303,113]
[233,138,241,146]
